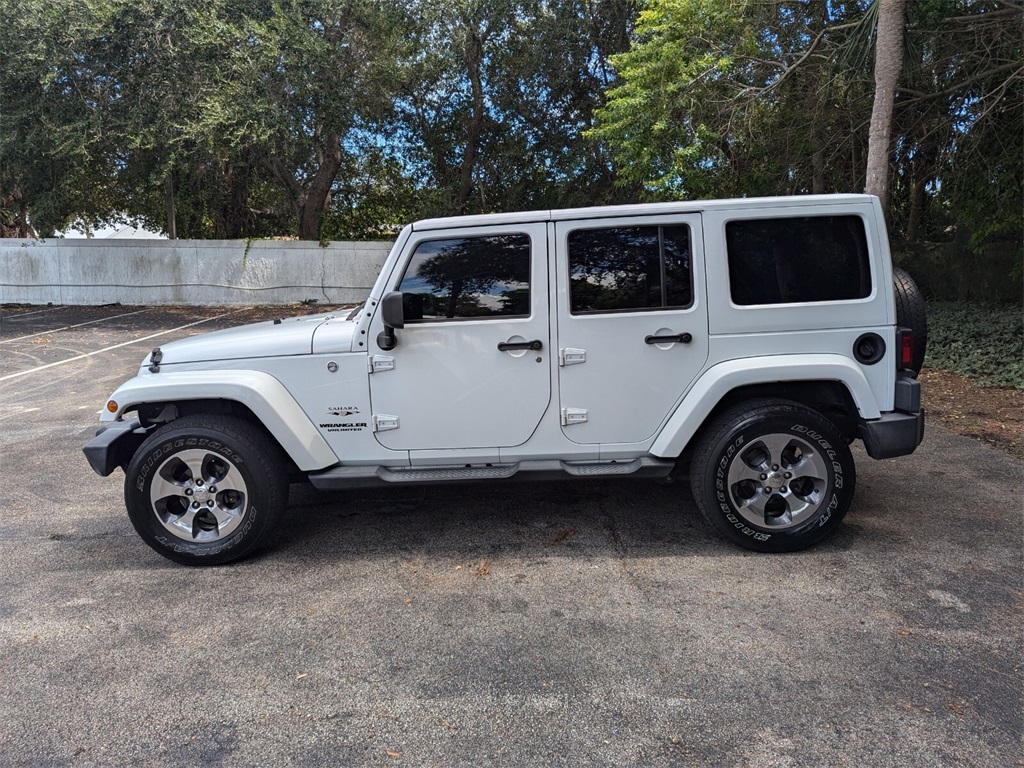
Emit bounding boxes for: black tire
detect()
[893,266,928,374]
[690,399,856,553]
[124,415,288,565]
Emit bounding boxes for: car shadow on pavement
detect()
[261,477,864,565]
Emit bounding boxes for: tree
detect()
[187,0,403,239]
[592,0,1022,257]
[0,0,122,236]
[391,0,638,219]
[0,0,404,240]
[591,0,875,200]
[864,0,906,214]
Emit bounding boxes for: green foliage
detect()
[593,0,1023,266]
[925,302,1024,389]
[390,0,638,217]
[591,0,872,200]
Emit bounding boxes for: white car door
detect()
[554,214,709,446]
[368,223,551,451]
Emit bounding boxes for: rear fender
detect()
[650,354,882,458]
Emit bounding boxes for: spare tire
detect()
[893,266,928,374]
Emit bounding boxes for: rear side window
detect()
[726,216,871,306]
[568,225,692,314]
[398,234,531,320]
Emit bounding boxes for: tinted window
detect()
[568,225,692,314]
[399,234,531,320]
[726,216,871,306]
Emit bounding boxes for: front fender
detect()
[99,370,338,471]
[650,354,882,458]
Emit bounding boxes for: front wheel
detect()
[690,400,856,553]
[124,415,288,565]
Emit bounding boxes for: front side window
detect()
[568,225,693,314]
[398,234,531,321]
[726,216,871,306]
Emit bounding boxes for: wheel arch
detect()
[99,370,338,472]
[651,354,881,459]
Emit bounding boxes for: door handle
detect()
[497,339,543,351]
[644,333,692,345]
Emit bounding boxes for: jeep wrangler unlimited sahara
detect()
[84,194,925,565]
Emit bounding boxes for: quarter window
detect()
[398,234,531,320]
[568,225,693,314]
[726,216,871,305]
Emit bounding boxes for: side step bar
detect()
[307,457,676,490]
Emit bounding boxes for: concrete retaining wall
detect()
[0,238,394,305]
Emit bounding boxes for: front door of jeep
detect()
[368,223,551,451]
[554,214,709,446]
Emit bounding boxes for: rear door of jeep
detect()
[553,213,710,447]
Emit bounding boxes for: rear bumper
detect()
[859,409,925,459]
[83,420,151,476]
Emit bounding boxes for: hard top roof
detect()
[411,194,876,231]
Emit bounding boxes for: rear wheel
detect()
[124,415,287,565]
[690,399,855,553]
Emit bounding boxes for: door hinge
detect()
[560,407,588,426]
[558,347,586,367]
[368,355,395,373]
[372,414,400,432]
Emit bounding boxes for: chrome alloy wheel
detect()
[725,433,829,530]
[149,449,248,542]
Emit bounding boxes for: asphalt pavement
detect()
[0,304,1020,767]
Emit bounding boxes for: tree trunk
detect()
[222,160,255,239]
[865,0,906,218]
[18,199,32,238]
[811,149,825,194]
[455,27,487,215]
[297,134,343,240]
[164,172,177,239]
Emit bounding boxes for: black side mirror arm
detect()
[377,326,397,351]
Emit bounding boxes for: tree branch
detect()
[899,61,1023,104]
[940,6,1022,24]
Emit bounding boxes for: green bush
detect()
[925,302,1024,389]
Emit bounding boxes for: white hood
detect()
[148,314,335,366]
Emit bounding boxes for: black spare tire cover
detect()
[893,266,928,374]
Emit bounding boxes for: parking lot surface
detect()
[0,304,1020,767]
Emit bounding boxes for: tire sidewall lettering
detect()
[153,506,258,557]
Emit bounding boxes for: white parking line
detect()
[0,308,154,344]
[0,310,244,383]
[0,305,64,320]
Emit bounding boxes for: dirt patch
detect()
[920,367,1024,460]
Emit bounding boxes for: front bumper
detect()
[82,420,153,476]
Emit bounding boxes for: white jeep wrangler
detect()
[85,194,926,565]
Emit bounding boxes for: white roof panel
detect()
[410,194,875,231]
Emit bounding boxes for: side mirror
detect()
[377,291,405,350]
[381,291,405,329]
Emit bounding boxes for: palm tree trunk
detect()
[865,0,906,219]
